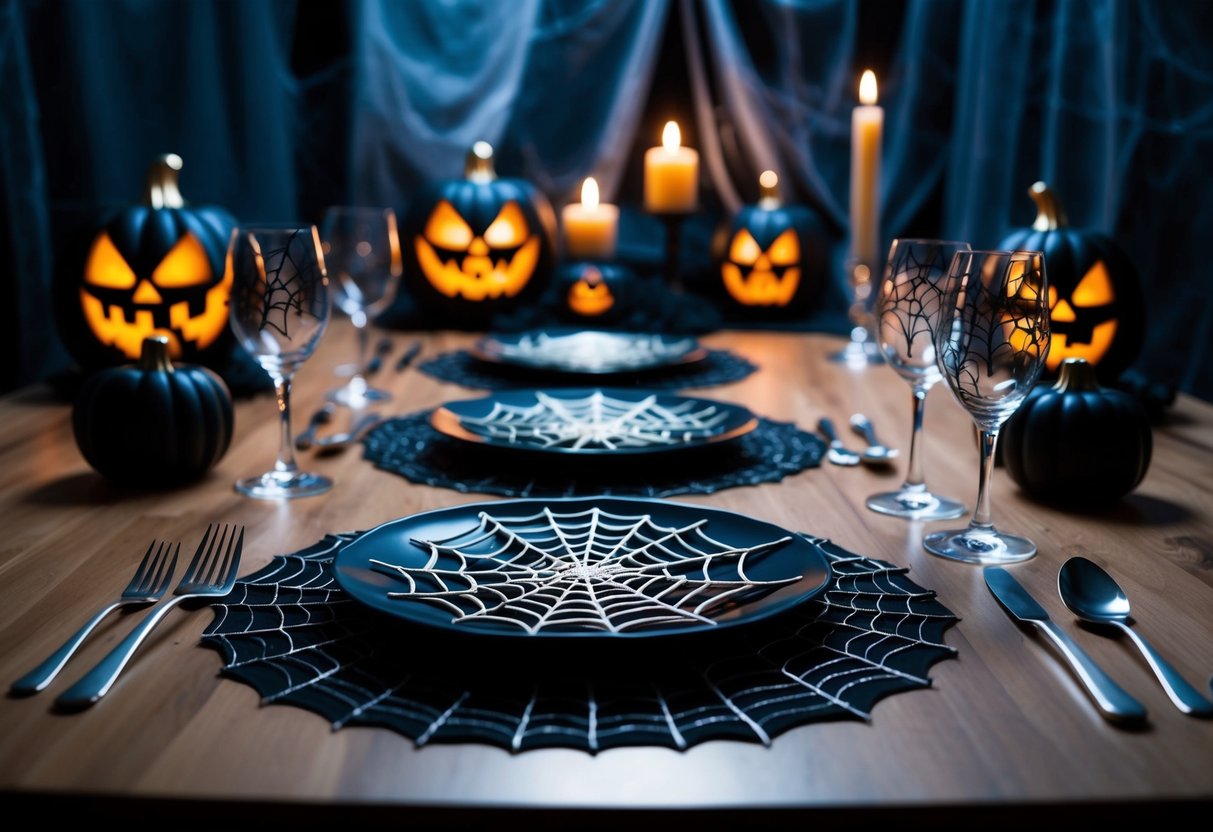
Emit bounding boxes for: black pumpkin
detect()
[72,335,233,487]
[54,154,237,372]
[1001,358,1152,507]
[997,181,1144,382]
[554,261,636,323]
[400,142,557,325]
[710,172,827,316]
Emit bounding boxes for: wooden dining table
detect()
[2,316,1211,827]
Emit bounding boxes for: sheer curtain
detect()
[3,0,1210,398]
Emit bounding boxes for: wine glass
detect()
[829,257,884,364]
[228,225,332,499]
[866,239,972,519]
[924,249,1050,563]
[320,206,401,408]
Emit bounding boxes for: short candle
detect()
[562,177,619,260]
[644,121,699,214]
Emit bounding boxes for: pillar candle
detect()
[562,177,619,260]
[850,70,883,267]
[644,121,699,213]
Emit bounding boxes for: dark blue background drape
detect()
[3,0,1211,401]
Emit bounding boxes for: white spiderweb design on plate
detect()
[370,506,797,635]
[203,533,959,754]
[453,391,735,452]
[492,331,697,373]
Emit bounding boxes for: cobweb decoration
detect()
[455,391,735,451]
[489,331,699,373]
[362,409,824,498]
[203,532,958,753]
[370,506,797,635]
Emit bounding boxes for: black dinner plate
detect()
[333,497,832,641]
[470,328,708,375]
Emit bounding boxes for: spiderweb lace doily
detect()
[203,532,958,753]
[363,410,823,498]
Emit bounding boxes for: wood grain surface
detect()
[1,318,1211,827]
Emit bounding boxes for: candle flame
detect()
[581,177,599,209]
[859,70,878,105]
[662,120,681,151]
[759,170,778,189]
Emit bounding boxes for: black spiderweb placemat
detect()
[417,348,757,391]
[202,532,957,753]
[360,409,825,498]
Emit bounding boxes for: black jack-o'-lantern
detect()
[555,261,635,323]
[54,155,237,371]
[997,181,1144,382]
[401,142,556,324]
[710,171,827,315]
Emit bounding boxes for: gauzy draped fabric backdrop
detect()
[2,0,1211,401]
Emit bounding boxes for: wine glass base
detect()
[866,490,967,520]
[923,527,1036,565]
[327,385,391,407]
[235,470,333,500]
[828,337,884,365]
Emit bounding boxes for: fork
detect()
[55,523,244,711]
[10,540,179,695]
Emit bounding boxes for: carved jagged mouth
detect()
[415,236,541,301]
[100,296,210,327]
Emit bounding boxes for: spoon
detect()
[849,413,900,466]
[817,418,861,466]
[1058,556,1213,716]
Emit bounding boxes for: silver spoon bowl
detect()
[1058,556,1213,716]
[849,413,899,466]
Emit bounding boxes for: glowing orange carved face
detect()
[1045,260,1117,371]
[566,266,615,317]
[722,227,801,306]
[414,199,540,301]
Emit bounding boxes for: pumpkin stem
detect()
[145,154,185,210]
[1053,357,1099,393]
[1029,181,1067,231]
[138,335,175,373]
[465,141,497,183]
[758,170,781,210]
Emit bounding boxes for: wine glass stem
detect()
[272,375,299,476]
[354,314,369,380]
[901,385,929,492]
[971,428,999,530]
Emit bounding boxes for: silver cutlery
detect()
[984,566,1147,726]
[394,339,422,373]
[295,401,337,450]
[1059,556,1213,717]
[10,540,179,695]
[849,413,899,465]
[314,411,383,451]
[55,524,244,711]
[817,417,861,466]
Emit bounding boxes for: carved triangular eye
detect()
[484,201,528,248]
[424,200,473,250]
[1071,261,1113,306]
[729,229,762,265]
[84,233,137,289]
[767,229,800,266]
[152,233,212,287]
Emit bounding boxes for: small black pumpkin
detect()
[997,181,1144,383]
[400,141,557,326]
[72,335,233,487]
[54,154,237,371]
[1001,358,1152,507]
[554,261,636,323]
[710,171,827,316]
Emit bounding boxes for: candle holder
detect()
[829,256,884,365]
[654,211,692,294]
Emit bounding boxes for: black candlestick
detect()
[656,212,690,294]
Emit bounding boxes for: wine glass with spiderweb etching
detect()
[228,226,332,499]
[867,238,971,520]
[925,249,1050,563]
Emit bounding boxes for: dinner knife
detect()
[983,566,1147,726]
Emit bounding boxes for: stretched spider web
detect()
[231,228,316,338]
[203,532,958,753]
[493,331,698,373]
[454,391,735,451]
[370,506,797,635]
